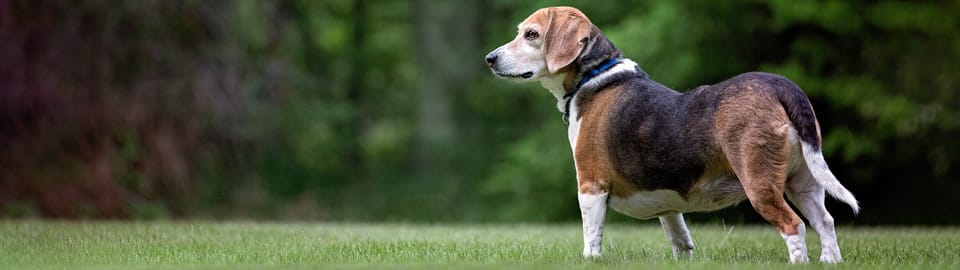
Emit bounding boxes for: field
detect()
[2,221,959,269]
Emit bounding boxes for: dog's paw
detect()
[782,229,809,264]
[819,249,843,263]
[582,249,602,259]
[789,251,809,264]
[671,242,694,260]
[673,247,693,260]
[790,254,810,264]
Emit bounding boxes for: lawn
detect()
[2,221,959,269]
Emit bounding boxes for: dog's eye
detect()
[524,30,539,40]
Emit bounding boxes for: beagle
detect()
[485,7,859,263]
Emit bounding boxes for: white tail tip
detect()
[801,143,860,214]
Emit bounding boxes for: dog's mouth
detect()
[494,71,535,79]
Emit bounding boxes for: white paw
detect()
[789,251,809,263]
[820,249,843,263]
[583,250,601,259]
[782,226,808,264]
[786,240,809,263]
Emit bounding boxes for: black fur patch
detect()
[763,73,821,150]
[598,71,820,194]
[571,26,622,92]
[567,31,822,195]
[606,71,720,194]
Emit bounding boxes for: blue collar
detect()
[563,58,620,124]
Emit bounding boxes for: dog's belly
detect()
[608,177,747,220]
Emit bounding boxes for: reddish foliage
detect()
[0,0,212,218]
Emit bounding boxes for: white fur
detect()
[659,214,694,259]
[786,152,844,263]
[578,59,638,90]
[539,74,569,115]
[608,184,745,220]
[781,223,809,263]
[783,125,807,175]
[801,142,860,214]
[609,190,685,219]
[488,34,546,80]
[783,125,847,263]
[489,11,855,263]
[551,59,642,153]
[566,95,581,152]
[564,61,643,259]
[579,192,608,258]
[487,22,549,81]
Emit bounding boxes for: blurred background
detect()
[1,0,958,224]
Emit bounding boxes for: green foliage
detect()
[480,120,576,222]
[2,0,959,223]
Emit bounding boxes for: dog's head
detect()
[485,7,619,83]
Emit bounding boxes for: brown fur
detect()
[487,7,859,262]
[542,8,592,73]
[574,85,635,197]
[714,84,803,234]
[499,7,820,237]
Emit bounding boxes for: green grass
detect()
[2,221,959,269]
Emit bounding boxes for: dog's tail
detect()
[800,141,860,214]
[772,74,861,214]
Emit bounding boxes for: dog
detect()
[484,7,859,263]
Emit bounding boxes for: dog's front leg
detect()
[578,192,608,258]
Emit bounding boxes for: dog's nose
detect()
[485,52,498,66]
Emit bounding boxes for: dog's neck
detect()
[540,58,641,117]
[540,73,572,112]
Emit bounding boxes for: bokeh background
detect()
[2,0,958,224]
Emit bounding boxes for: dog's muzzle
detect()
[485,51,498,67]
[485,50,534,79]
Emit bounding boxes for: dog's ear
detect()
[578,27,621,68]
[544,9,591,74]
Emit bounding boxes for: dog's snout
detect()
[485,52,498,66]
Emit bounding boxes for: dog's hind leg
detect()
[786,168,842,263]
[739,164,808,263]
[659,213,694,259]
[728,129,808,263]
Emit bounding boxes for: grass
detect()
[2,221,959,269]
